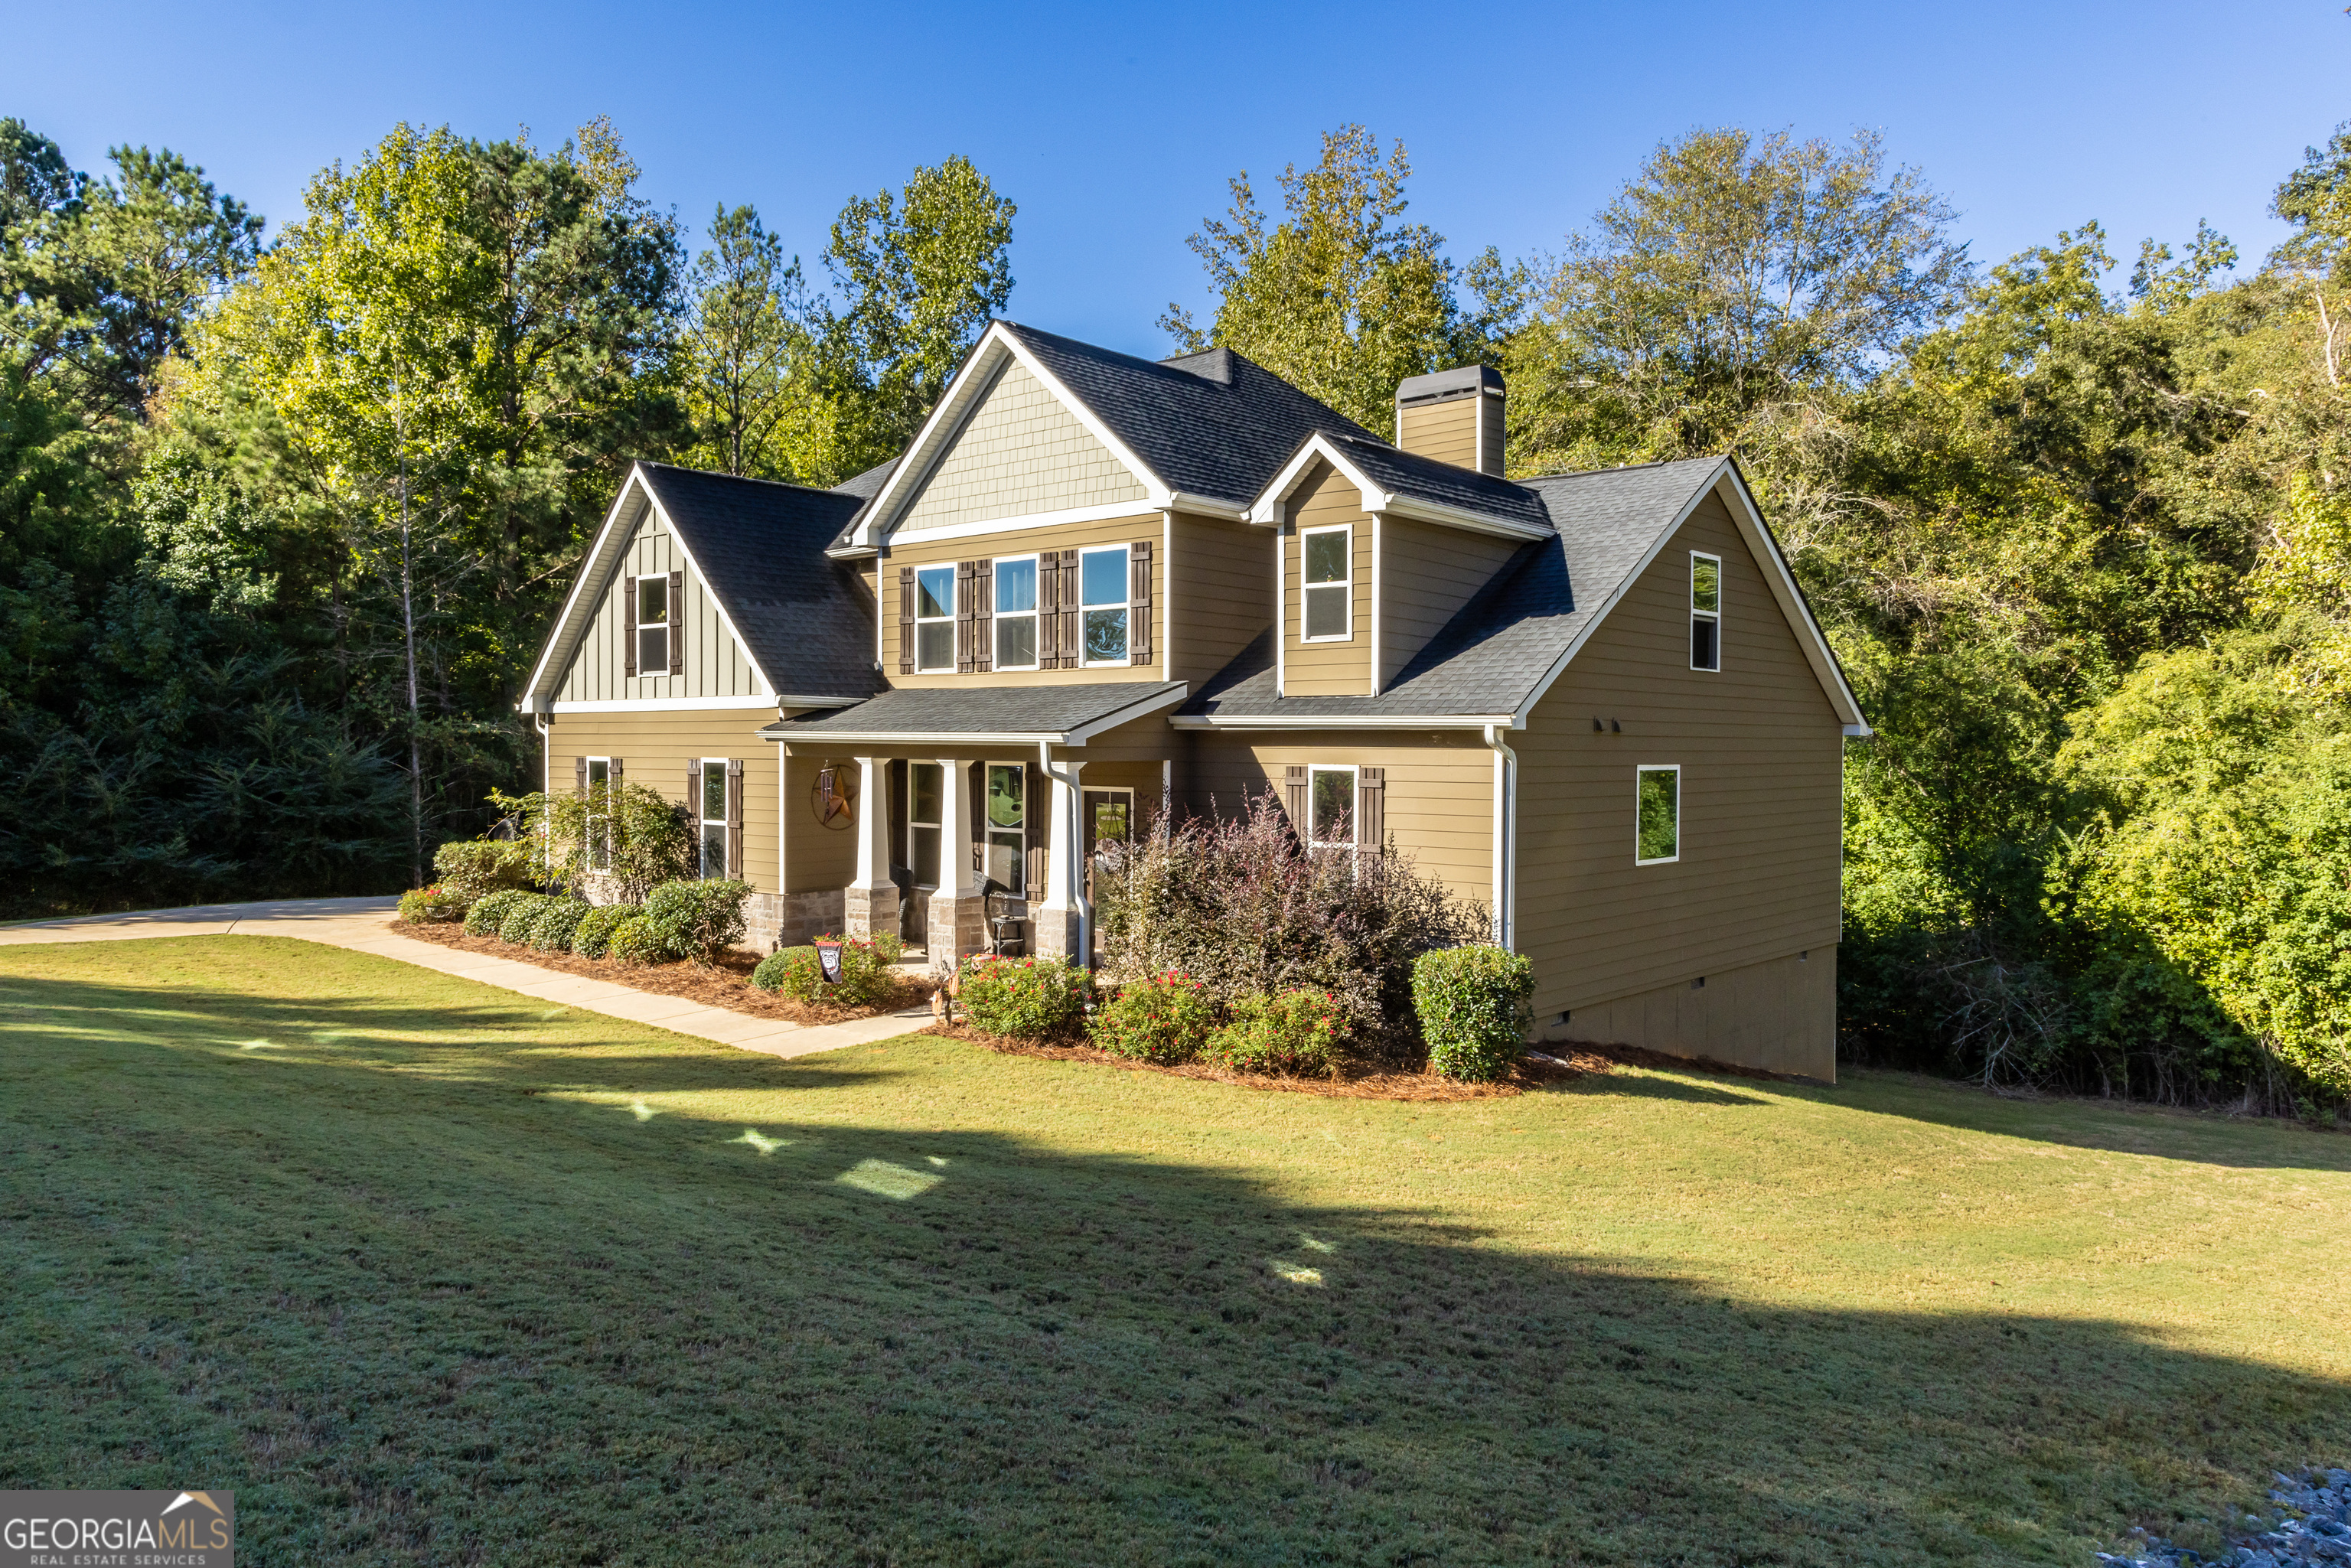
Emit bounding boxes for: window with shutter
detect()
[695,758,728,878]
[667,569,684,676]
[1281,766,1309,835]
[973,559,994,673]
[1357,767,1385,859]
[1056,549,1081,668]
[897,566,915,675]
[623,575,637,677]
[991,556,1037,670]
[955,560,977,673]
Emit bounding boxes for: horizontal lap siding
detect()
[1515,487,1844,1022]
[545,711,781,894]
[556,510,766,703]
[895,359,1146,533]
[1397,400,1477,469]
[1378,518,1519,689]
[885,514,1164,687]
[1185,733,1492,913]
[781,751,859,895]
[1169,512,1272,688]
[1283,463,1372,696]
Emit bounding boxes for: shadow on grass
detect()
[2,970,2346,1566]
[1815,1067,2351,1174]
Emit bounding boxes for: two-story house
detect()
[518,321,1867,1078]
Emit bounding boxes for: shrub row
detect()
[420,877,754,968]
[750,932,906,1004]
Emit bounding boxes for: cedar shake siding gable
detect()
[894,358,1149,533]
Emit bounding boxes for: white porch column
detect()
[845,754,896,939]
[934,758,984,961]
[1032,746,1085,961]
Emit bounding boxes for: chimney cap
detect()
[1395,363,1503,406]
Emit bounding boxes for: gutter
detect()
[1169,712,1515,732]
[1484,722,1517,949]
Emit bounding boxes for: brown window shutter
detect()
[1357,767,1385,858]
[575,756,588,794]
[955,559,977,673]
[610,757,623,784]
[897,566,915,675]
[1129,540,1153,665]
[667,569,684,676]
[1282,765,1309,836]
[973,559,993,673]
[726,758,745,880]
[1058,549,1081,667]
[624,574,637,678]
[1037,554,1060,668]
[1023,764,1047,894]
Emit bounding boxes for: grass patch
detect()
[2,934,2346,1565]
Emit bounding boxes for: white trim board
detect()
[1245,432,1550,542]
[551,696,781,713]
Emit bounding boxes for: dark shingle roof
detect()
[1185,459,1727,720]
[761,681,1185,740]
[1002,324,1374,507]
[1324,434,1553,532]
[634,465,882,703]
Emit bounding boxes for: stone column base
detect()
[1029,904,1081,963]
[927,892,990,963]
[843,884,898,941]
[741,890,847,952]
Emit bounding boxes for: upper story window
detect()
[1690,552,1721,671]
[915,565,957,672]
[1302,524,1352,641]
[636,575,670,675]
[994,555,1039,670]
[1080,546,1129,665]
[1309,764,1358,849]
[1637,764,1680,864]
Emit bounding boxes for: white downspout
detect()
[1483,722,1517,948]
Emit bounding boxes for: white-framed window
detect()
[697,758,728,878]
[1079,546,1130,665]
[985,761,1026,893]
[585,757,612,871]
[1301,524,1352,641]
[1309,764,1358,849]
[909,762,943,888]
[914,565,957,672]
[1636,765,1681,865]
[636,575,670,676]
[1690,552,1721,672]
[993,554,1039,670]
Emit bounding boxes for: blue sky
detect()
[5,0,2345,357]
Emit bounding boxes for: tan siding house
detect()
[520,321,1864,1077]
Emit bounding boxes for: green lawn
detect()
[2,937,2345,1566]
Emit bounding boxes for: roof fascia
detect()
[760,683,1190,749]
[1169,712,1513,731]
[518,466,653,712]
[1062,682,1191,742]
[634,475,777,701]
[1380,493,1552,542]
[1715,461,1870,733]
[1243,433,1547,540]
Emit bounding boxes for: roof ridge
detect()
[637,460,854,499]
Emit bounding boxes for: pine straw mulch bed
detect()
[386,921,931,1025]
[924,1022,1644,1101]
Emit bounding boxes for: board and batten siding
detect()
[1378,517,1521,689]
[1185,731,1492,911]
[1281,462,1374,696]
[895,358,1146,533]
[544,710,781,894]
[556,507,769,703]
[882,513,1164,688]
[1512,484,1844,1076]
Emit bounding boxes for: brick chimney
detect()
[1394,363,1505,476]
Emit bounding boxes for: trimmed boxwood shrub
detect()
[1414,944,1535,1082]
[529,898,591,953]
[752,933,905,1004]
[433,839,533,902]
[1091,972,1213,1063]
[640,878,752,963]
[464,888,533,937]
[605,914,663,966]
[1204,990,1344,1076]
[497,893,558,944]
[571,904,635,960]
[958,956,1092,1041]
[398,885,468,924]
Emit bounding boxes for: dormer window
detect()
[636,575,670,674]
[1302,524,1352,641]
[1080,546,1129,665]
[915,565,956,672]
[1690,552,1721,671]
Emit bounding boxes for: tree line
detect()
[4,113,2345,1107]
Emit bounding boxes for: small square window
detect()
[1636,766,1680,865]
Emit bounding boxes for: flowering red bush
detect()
[1091,971,1214,1062]
[958,954,1093,1039]
[1203,989,1345,1076]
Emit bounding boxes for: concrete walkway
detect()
[0,897,934,1060]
